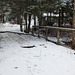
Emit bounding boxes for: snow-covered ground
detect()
[0,23,75,75]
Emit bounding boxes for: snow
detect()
[0,23,75,75]
[43,13,59,17]
[0,22,20,32]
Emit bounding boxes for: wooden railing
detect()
[32,26,75,45]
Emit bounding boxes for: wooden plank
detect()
[33,26,75,31]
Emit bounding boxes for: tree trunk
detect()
[47,12,48,23]
[61,7,63,24]
[58,11,61,27]
[2,13,4,23]
[49,12,51,22]
[19,3,23,32]
[17,16,20,24]
[72,0,75,49]
[28,14,31,33]
[24,13,28,32]
[34,14,36,31]
[19,15,23,32]
[38,18,41,26]
[39,12,43,26]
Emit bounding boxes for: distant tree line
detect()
[0,0,74,32]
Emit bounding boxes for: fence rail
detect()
[32,26,75,45]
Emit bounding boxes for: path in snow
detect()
[0,23,75,75]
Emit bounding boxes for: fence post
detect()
[38,27,40,38]
[32,27,34,35]
[45,28,48,41]
[57,30,60,44]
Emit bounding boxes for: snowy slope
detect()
[0,23,75,75]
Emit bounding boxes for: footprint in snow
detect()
[14,67,18,69]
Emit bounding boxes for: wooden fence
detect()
[32,26,75,45]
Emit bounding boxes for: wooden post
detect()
[38,27,40,38]
[45,28,48,41]
[57,30,60,44]
[32,27,34,35]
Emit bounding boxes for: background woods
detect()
[0,0,73,30]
